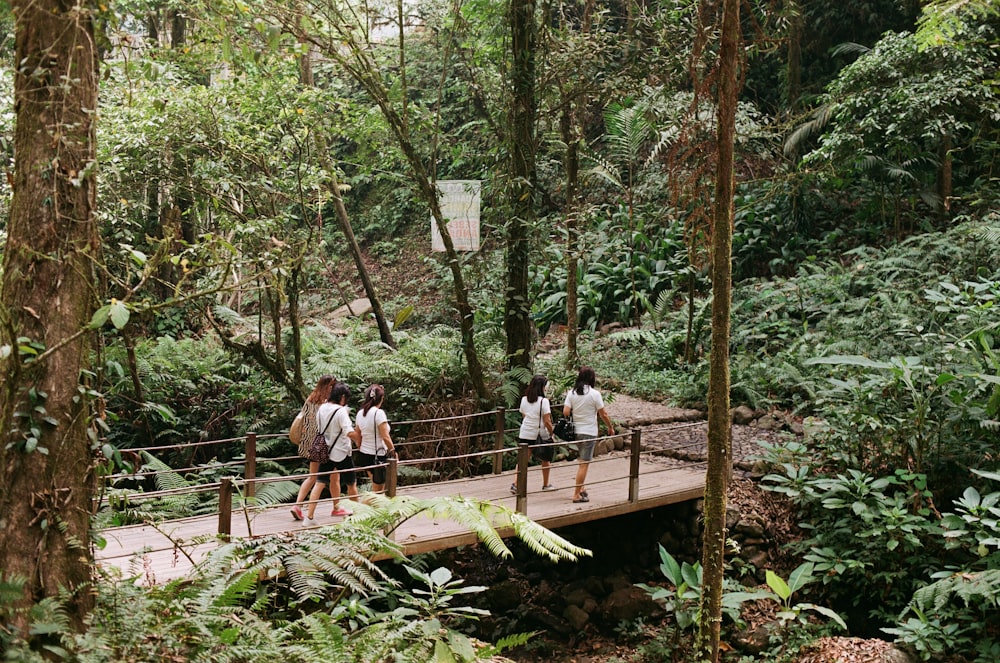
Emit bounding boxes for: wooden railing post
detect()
[386,456,398,498]
[244,433,257,499]
[493,407,506,475]
[219,478,233,539]
[515,442,530,514]
[629,429,642,503]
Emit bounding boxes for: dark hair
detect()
[307,375,336,405]
[329,382,351,404]
[361,384,385,416]
[573,366,596,396]
[525,375,547,404]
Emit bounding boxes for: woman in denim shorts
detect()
[563,367,615,503]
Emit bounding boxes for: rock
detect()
[600,586,662,623]
[882,646,918,663]
[563,604,590,631]
[331,297,372,319]
[735,520,766,538]
[529,609,575,636]
[485,579,524,611]
[725,505,741,529]
[564,587,593,608]
[606,572,632,592]
[754,414,782,431]
[789,421,805,436]
[747,550,768,569]
[731,405,756,425]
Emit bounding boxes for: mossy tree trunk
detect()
[0,0,99,633]
[506,0,537,377]
[696,0,740,659]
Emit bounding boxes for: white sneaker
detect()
[542,484,556,491]
[302,517,317,525]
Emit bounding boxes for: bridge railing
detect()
[99,410,709,537]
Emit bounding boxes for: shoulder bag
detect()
[553,394,575,441]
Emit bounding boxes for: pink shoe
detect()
[331,507,350,517]
[290,505,304,520]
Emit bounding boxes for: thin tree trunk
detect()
[302,38,395,349]
[696,0,740,659]
[939,132,952,218]
[506,0,537,376]
[786,0,802,113]
[0,0,99,632]
[560,94,581,369]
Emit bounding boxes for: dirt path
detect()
[604,394,787,470]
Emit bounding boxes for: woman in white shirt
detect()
[513,374,556,493]
[563,366,615,503]
[304,383,361,523]
[356,384,396,494]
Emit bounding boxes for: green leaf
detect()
[89,305,110,329]
[766,570,792,601]
[109,301,130,330]
[799,602,848,630]
[786,562,815,594]
[430,567,453,586]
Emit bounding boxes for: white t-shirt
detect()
[356,407,390,455]
[518,396,551,440]
[563,386,605,437]
[316,403,355,462]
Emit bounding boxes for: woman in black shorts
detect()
[511,374,556,493]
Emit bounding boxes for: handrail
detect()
[101,410,712,537]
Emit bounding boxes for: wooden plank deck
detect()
[96,454,705,584]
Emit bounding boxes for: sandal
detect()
[509,483,517,495]
[572,495,590,503]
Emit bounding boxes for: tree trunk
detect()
[506,0,537,376]
[0,0,99,632]
[696,0,740,659]
[560,94,580,369]
[323,166,397,349]
[786,0,803,113]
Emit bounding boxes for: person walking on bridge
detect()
[356,383,397,495]
[304,382,362,523]
[290,375,335,521]
[563,367,615,503]
[512,374,556,493]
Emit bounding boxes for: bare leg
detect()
[306,480,326,519]
[296,462,319,505]
[541,461,551,487]
[330,471,342,511]
[573,461,589,500]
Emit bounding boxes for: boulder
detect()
[599,586,662,623]
[731,405,756,425]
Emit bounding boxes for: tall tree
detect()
[0,0,99,631]
[697,0,740,659]
[506,0,537,375]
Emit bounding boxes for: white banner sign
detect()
[432,180,481,252]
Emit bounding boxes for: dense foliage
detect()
[1,0,999,660]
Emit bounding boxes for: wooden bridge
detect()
[95,403,708,584]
